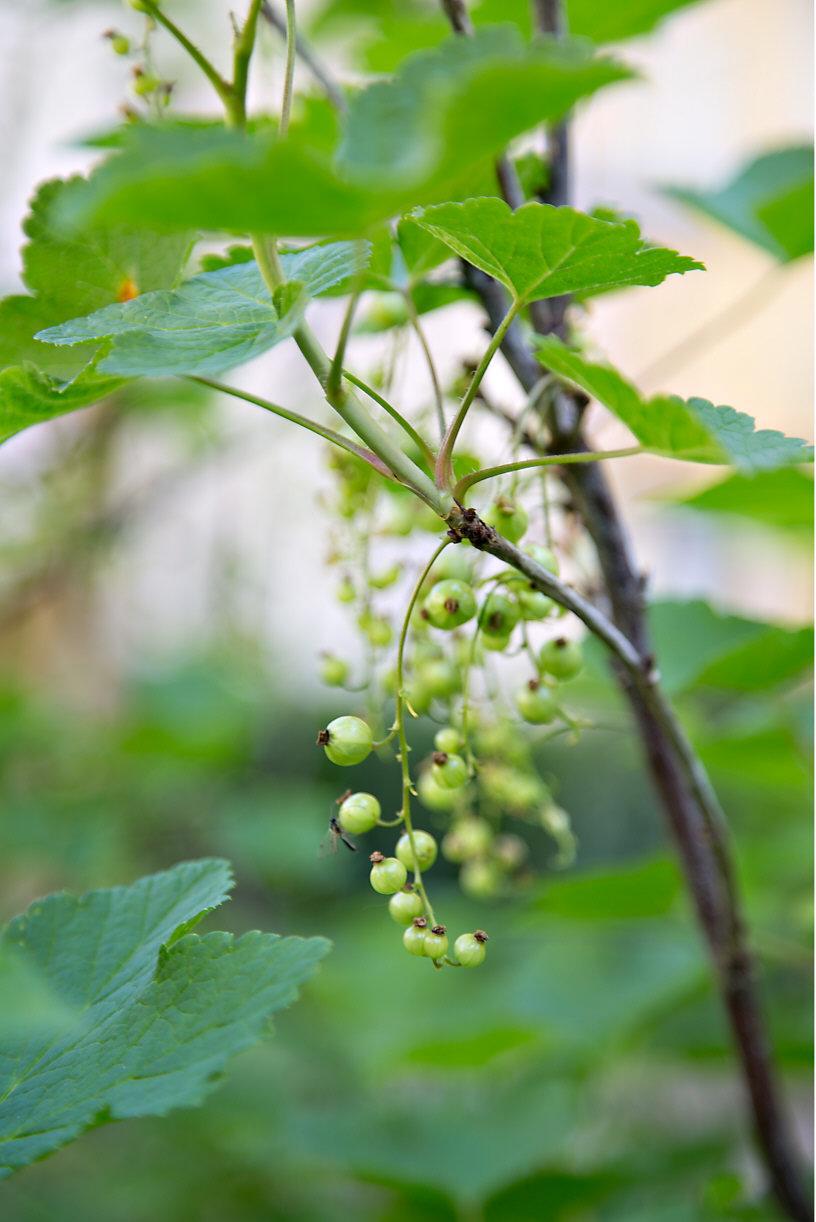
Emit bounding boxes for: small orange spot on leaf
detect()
[117,277,138,302]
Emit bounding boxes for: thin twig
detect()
[261,1,346,112]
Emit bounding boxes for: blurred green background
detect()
[0,0,812,1219]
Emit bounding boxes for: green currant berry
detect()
[483,498,528,544]
[133,70,161,96]
[359,613,393,648]
[403,917,429,956]
[442,817,493,863]
[431,751,469,790]
[479,591,520,639]
[106,31,131,54]
[423,580,476,630]
[386,499,415,536]
[320,654,349,687]
[424,924,449,960]
[460,859,502,899]
[338,791,380,835]
[540,637,583,680]
[517,587,555,621]
[417,769,458,811]
[368,563,402,590]
[525,544,560,575]
[434,726,462,754]
[430,547,473,584]
[417,659,461,701]
[494,834,528,871]
[319,716,373,766]
[454,930,488,967]
[481,630,512,653]
[515,679,558,724]
[389,886,425,926]
[369,851,408,895]
[366,295,409,330]
[479,763,549,812]
[336,576,356,604]
[395,829,437,871]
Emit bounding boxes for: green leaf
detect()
[647,599,812,695]
[537,335,812,470]
[531,856,682,920]
[37,243,366,378]
[337,28,631,185]
[0,177,193,446]
[670,468,814,534]
[412,198,702,303]
[0,859,329,1177]
[665,146,815,262]
[565,0,705,42]
[60,34,630,239]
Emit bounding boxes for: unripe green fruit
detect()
[320,716,373,766]
[424,925,449,960]
[479,763,549,812]
[133,71,161,96]
[368,563,401,590]
[442,817,493,863]
[336,576,356,604]
[366,295,409,330]
[494,834,528,871]
[424,579,476,630]
[518,587,555,621]
[320,654,349,687]
[338,791,380,835]
[484,498,528,544]
[359,613,393,648]
[430,547,473,584]
[454,930,488,967]
[110,34,131,54]
[389,887,425,926]
[540,637,583,680]
[417,659,461,700]
[385,499,415,536]
[460,859,503,899]
[395,829,437,871]
[480,630,512,653]
[431,751,469,790]
[403,918,429,956]
[525,544,560,575]
[480,591,520,639]
[417,769,458,811]
[515,680,558,724]
[434,726,462,754]
[369,852,408,895]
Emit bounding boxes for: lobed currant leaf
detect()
[537,335,813,471]
[37,242,369,379]
[411,198,703,304]
[0,859,329,1177]
[666,145,814,262]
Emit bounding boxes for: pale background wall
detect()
[0,0,811,696]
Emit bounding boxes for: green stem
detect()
[187,376,397,478]
[328,288,362,401]
[395,538,451,926]
[140,1,234,111]
[279,0,297,136]
[402,289,446,442]
[455,447,643,500]
[436,300,521,486]
[342,370,435,467]
[232,0,264,122]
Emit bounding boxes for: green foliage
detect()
[58,33,629,239]
[666,146,815,261]
[37,242,367,378]
[0,860,329,1176]
[669,469,814,536]
[537,336,812,470]
[413,198,702,303]
[0,177,192,443]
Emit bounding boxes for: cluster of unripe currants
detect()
[329,788,488,966]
